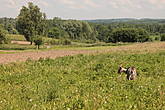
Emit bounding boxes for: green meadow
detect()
[0,47,165,110]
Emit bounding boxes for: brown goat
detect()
[118,65,137,80]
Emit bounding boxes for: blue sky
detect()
[0,0,165,20]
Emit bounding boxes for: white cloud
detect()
[57,0,101,9]
[5,0,17,8]
[148,0,165,4]
[84,0,101,8]
[147,0,165,9]
[39,0,49,7]
[59,0,75,5]
[1,0,165,19]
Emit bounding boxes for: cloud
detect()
[39,0,49,7]
[107,0,165,10]
[59,0,75,5]
[5,0,17,8]
[147,0,165,8]
[1,0,165,19]
[58,0,86,9]
[57,0,101,9]
[148,0,165,4]
[84,0,101,8]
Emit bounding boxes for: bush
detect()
[34,36,44,49]
[160,34,165,41]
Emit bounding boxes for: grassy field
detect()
[0,42,165,109]
[6,34,26,41]
[0,40,129,53]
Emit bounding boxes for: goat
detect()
[118,65,137,80]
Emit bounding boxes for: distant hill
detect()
[86,18,165,24]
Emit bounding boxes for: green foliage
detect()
[0,26,10,44]
[94,24,110,42]
[0,17,17,34]
[109,28,149,43]
[6,24,18,34]
[148,35,161,41]
[48,27,61,38]
[33,36,44,49]
[160,34,165,41]
[155,36,161,41]
[47,19,97,42]
[0,52,165,109]
[43,37,59,45]
[16,2,47,43]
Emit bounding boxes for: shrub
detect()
[160,34,165,41]
[34,36,44,49]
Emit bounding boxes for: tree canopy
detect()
[0,25,8,44]
[16,2,47,43]
[109,28,149,43]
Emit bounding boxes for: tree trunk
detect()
[30,41,33,45]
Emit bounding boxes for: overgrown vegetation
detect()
[0,50,164,109]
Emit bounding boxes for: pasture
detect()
[0,42,165,110]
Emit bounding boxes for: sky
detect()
[0,0,165,20]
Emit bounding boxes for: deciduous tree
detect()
[16,2,46,44]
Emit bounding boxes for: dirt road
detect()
[0,42,165,64]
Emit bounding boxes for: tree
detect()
[0,25,9,44]
[109,28,149,43]
[6,24,18,34]
[16,2,46,44]
[48,27,61,38]
[94,24,111,42]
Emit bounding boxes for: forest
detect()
[1,17,165,43]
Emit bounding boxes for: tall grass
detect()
[0,51,165,109]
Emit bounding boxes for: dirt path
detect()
[0,50,99,64]
[0,42,165,64]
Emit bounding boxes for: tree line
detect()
[0,2,165,45]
